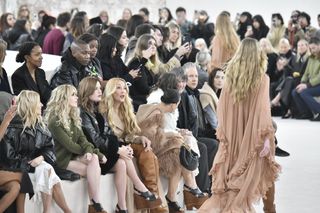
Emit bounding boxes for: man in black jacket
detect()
[178,62,218,193]
[50,39,91,89]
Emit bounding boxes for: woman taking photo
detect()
[1,90,71,213]
[97,33,139,83]
[45,85,107,213]
[127,34,161,111]
[11,41,51,106]
[198,38,280,213]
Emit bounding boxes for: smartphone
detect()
[182,35,192,46]
[11,98,16,106]
[247,25,252,31]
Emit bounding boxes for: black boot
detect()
[275,146,290,157]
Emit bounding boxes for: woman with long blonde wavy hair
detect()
[45,85,108,213]
[1,90,71,213]
[198,38,281,213]
[99,78,164,212]
[211,12,240,70]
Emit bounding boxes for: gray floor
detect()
[188,117,320,213]
[256,117,320,213]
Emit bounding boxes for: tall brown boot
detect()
[133,144,162,209]
[263,183,276,213]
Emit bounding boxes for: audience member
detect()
[43,12,71,55]
[0,39,11,93]
[45,84,107,213]
[291,37,320,121]
[12,41,52,106]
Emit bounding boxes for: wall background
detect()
[1,0,319,28]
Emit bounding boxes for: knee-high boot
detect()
[137,149,168,212]
[263,183,276,213]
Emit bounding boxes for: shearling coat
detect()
[136,104,183,177]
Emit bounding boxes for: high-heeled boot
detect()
[183,185,208,210]
[88,199,108,213]
[134,187,162,210]
[263,183,276,213]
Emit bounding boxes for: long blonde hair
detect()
[165,22,182,50]
[225,38,267,102]
[44,85,81,130]
[215,12,240,53]
[99,78,140,138]
[259,38,277,54]
[17,90,45,131]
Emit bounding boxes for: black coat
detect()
[127,57,156,111]
[0,117,56,173]
[0,68,12,94]
[11,63,52,105]
[100,55,133,82]
[177,87,200,137]
[50,48,91,89]
[190,19,215,47]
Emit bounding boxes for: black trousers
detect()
[195,137,219,192]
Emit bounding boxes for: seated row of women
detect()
[0,75,215,213]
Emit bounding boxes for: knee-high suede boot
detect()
[263,183,276,213]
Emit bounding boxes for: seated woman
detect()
[1,90,71,213]
[270,39,310,118]
[137,89,208,212]
[0,92,22,213]
[45,85,107,213]
[199,68,225,133]
[97,33,139,83]
[99,78,163,212]
[0,39,12,93]
[11,41,52,106]
[78,76,160,212]
[127,34,160,111]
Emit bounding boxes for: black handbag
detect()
[179,143,199,171]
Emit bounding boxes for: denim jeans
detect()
[292,85,320,114]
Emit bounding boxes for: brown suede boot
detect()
[263,183,276,213]
[132,144,162,209]
[88,199,108,213]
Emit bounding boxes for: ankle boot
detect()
[263,184,276,213]
[183,185,208,210]
[88,199,108,213]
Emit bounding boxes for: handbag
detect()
[179,142,199,171]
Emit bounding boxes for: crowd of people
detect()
[0,4,319,213]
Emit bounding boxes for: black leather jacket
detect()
[80,108,119,155]
[50,48,91,89]
[0,116,56,173]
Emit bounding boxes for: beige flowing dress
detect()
[198,74,281,213]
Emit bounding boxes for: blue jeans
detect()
[292,85,320,115]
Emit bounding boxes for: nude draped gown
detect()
[198,74,281,213]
